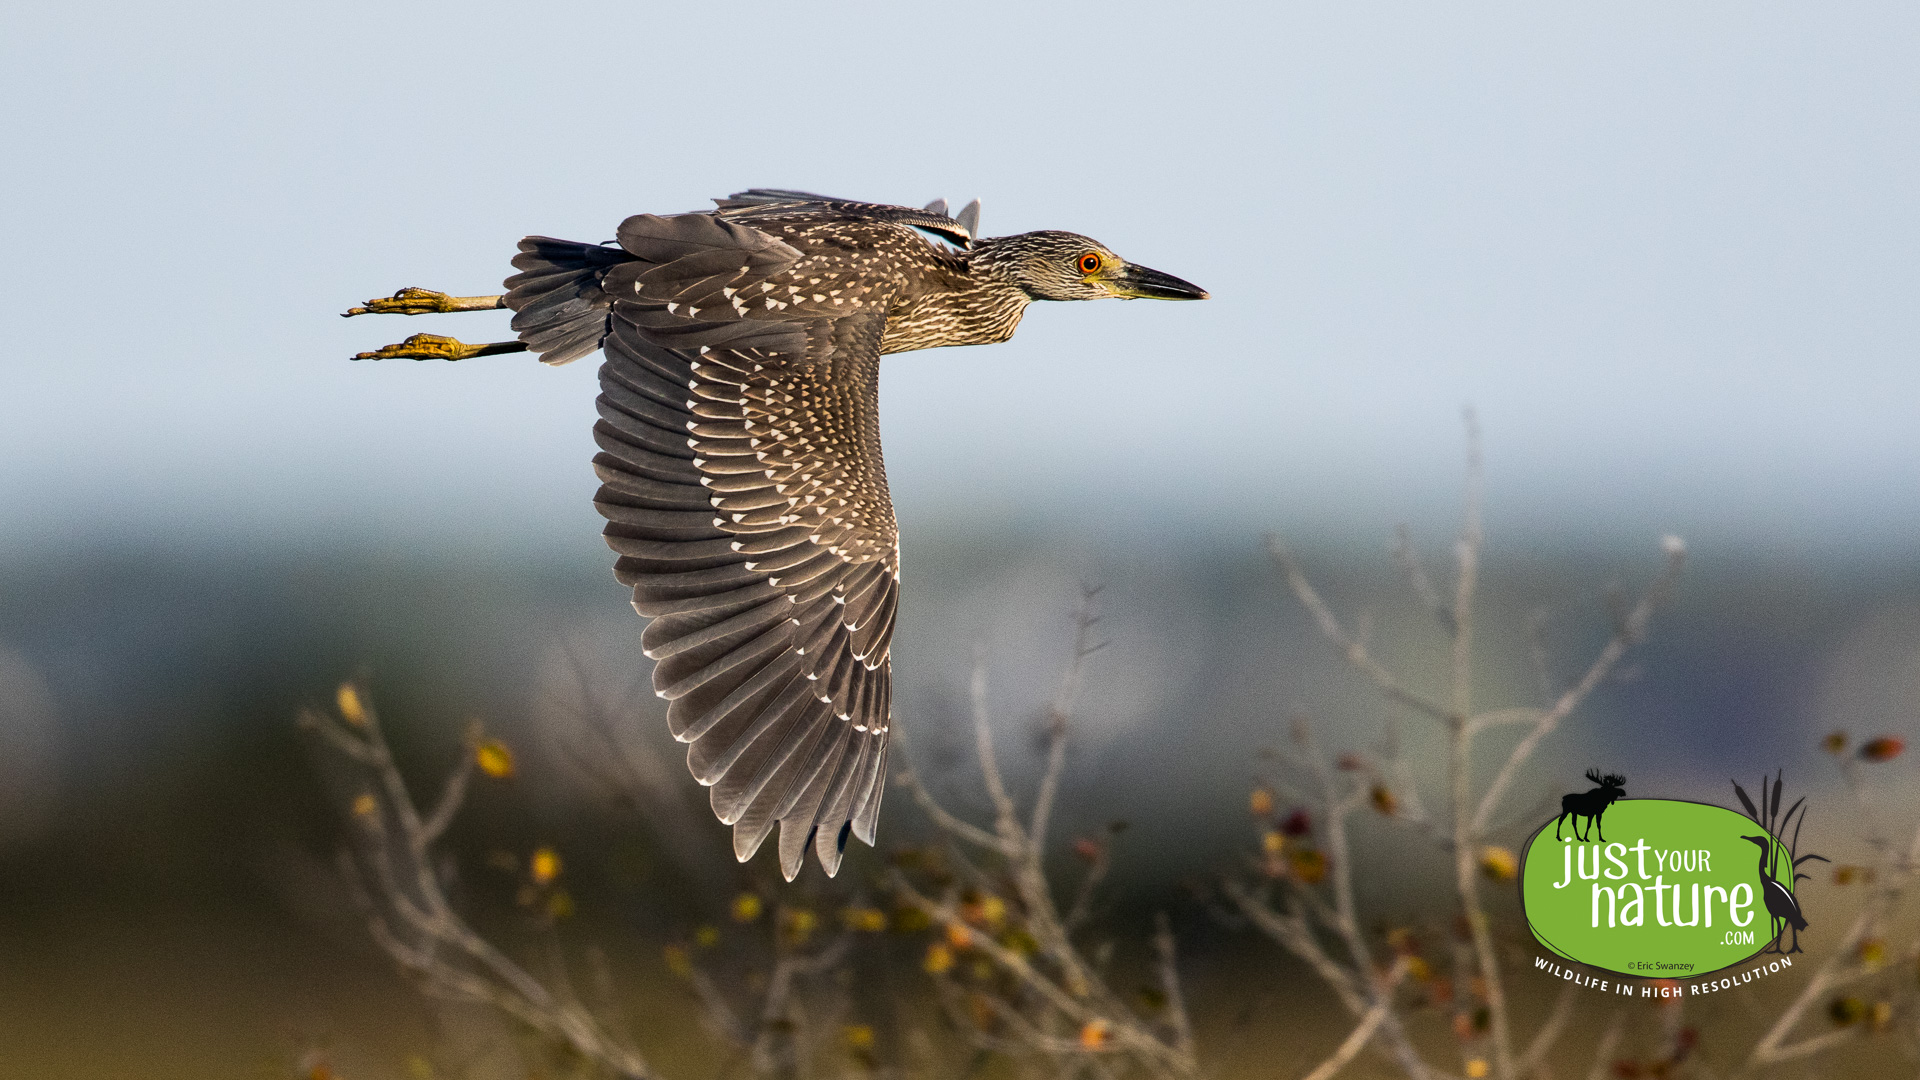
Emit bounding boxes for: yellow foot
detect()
[351,333,527,361]
[342,287,506,317]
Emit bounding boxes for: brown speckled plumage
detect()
[497,190,1206,880]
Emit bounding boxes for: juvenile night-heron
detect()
[345,190,1207,879]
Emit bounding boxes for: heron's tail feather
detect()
[503,237,629,366]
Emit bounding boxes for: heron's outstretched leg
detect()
[352,333,528,362]
[342,287,506,317]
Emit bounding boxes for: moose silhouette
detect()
[1554,769,1626,843]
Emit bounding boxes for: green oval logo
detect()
[1520,799,1800,979]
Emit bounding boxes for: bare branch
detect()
[969,652,1024,847]
[297,708,380,764]
[1154,912,1195,1061]
[1469,537,1685,839]
[1463,708,1545,736]
[1297,957,1410,1080]
[1515,982,1578,1076]
[1031,590,1101,857]
[419,752,473,846]
[1064,842,1112,933]
[1393,524,1455,636]
[897,764,1007,852]
[1584,1011,1624,1080]
[304,689,658,1080]
[1450,406,1484,726]
[1223,879,1363,1015]
[892,872,1194,1077]
[1266,536,1454,724]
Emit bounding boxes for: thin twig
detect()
[1297,957,1410,1080]
[892,873,1193,1076]
[1393,524,1455,636]
[1515,982,1578,1076]
[1743,775,1920,1070]
[419,751,473,846]
[1154,912,1195,1061]
[1468,537,1686,839]
[897,765,1007,852]
[305,687,657,1080]
[1584,1011,1624,1080]
[1266,536,1454,724]
[1064,844,1113,933]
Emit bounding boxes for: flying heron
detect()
[344,190,1208,880]
[1740,834,1808,953]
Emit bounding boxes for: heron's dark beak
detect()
[1106,263,1209,300]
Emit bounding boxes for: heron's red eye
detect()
[1078,252,1103,275]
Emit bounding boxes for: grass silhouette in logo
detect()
[1555,768,1626,842]
[1731,772,1828,954]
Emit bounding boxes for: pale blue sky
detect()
[4,2,1917,556]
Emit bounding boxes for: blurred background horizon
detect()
[3,2,1919,1077]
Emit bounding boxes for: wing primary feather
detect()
[776,720,854,880]
[729,700,835,861]
[809,726,875,876]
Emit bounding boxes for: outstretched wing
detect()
[547,209,902,881]
[715,189,974,249]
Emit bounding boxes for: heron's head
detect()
[972,230,1208,302]
[1741,835,1771,849]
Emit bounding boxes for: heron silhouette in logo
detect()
[1554,769,1626,842]
[1740,835,1809,953]
[1731,772,1828,955]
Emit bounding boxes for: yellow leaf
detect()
[731,892,763,923]
[1290,848,1329,884]
[842,1023,876,1050]
[351,792,378,818]
[1465,1058,1490,1078]
[1249,787,1274,816]
[999,928,1040,957]
[1370,785,1398,815]
[694,924,721,948]
[474,739,515,779]
[946,923,975,949]
[1078,1019,1110,1049]
[979,895,1007,929]
[841,907,887,932]
[1859,939,1887,970]
[337,684,367,727]
[530,847,561,885]
[923,943,955,974]
[663,944,692,978]
[545,887,574,920]
[782,908,817,943]
[1262,830,1286,856]
[1480,846,1518,882]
